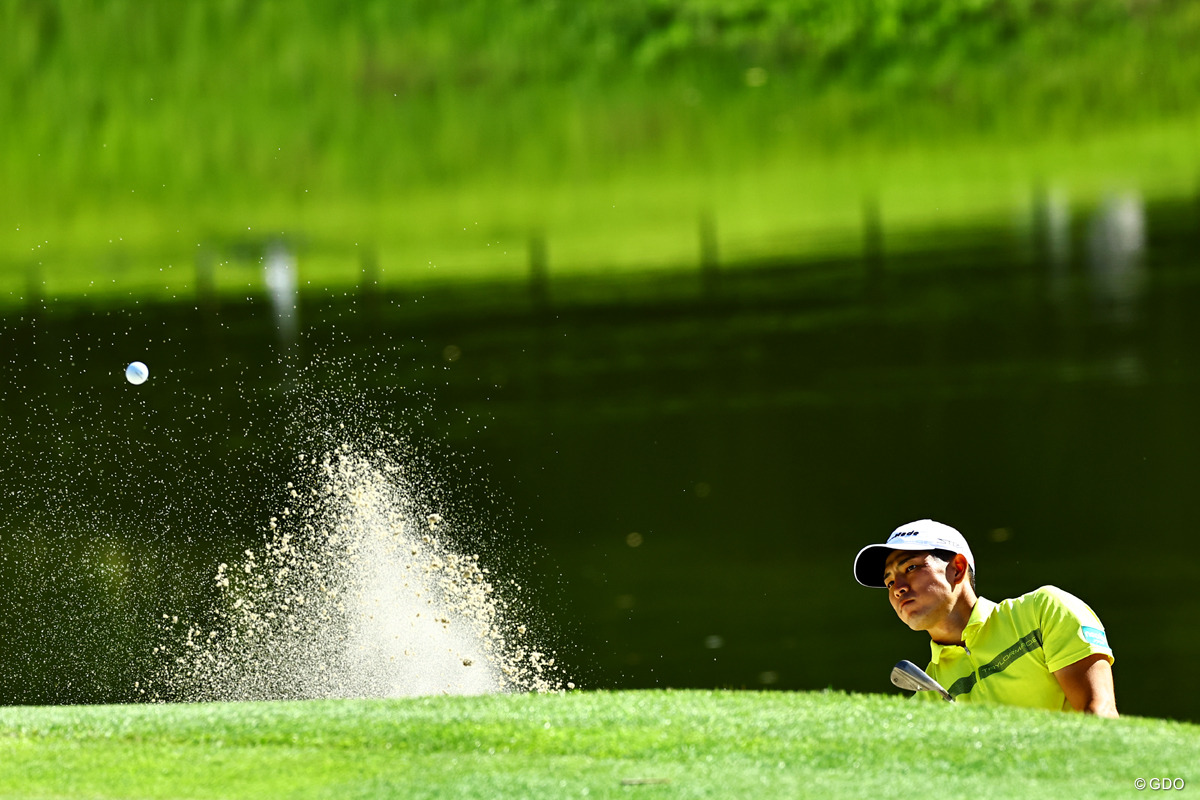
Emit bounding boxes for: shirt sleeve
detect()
[1035,586,1114,673]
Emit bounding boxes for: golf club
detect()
[890,659,954,702]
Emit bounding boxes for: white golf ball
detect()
[125,361,149,385]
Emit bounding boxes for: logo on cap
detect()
[888,530,922,541]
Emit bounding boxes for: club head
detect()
[890,659,954,702]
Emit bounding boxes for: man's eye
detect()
[906,564,918,572]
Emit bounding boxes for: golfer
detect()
[854,519,1118,716]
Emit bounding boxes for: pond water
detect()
[2,197,1198,720]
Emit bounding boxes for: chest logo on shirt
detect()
[948,629,1044,698]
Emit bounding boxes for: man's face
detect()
[882,550,956,632]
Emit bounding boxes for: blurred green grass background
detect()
[3,0,1199,299]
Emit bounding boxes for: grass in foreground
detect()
[1,690,1194,799]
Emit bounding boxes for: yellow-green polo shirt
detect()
[920,586,1114,711]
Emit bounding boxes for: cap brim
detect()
[853,544,893,588]
[853,541,943,588]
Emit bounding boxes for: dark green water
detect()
[2,200,1198,720]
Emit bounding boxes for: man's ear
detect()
[949,553,969,586]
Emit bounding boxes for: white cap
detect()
[853,519,975,588]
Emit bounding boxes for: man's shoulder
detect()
[998,585,1079,609]
[994,585,1103,627]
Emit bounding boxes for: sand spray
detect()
[147,427,570,700]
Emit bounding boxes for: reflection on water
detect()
[1087,192,1145,325]
[1040,188,1073,274]
[1,198,1199,720]
[1037,187,1072,302]
[263,243,299,345]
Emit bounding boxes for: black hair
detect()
[930,548,976,592]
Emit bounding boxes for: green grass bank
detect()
[3,1,1200,302]
[1,690,1195,799]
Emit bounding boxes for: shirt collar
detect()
[928,597,995,664]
